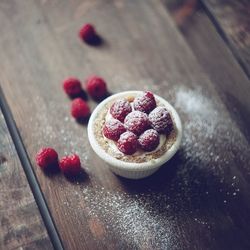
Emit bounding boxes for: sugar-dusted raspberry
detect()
[138,129,160,152]
[134,91,156,114]
[71,98,90,120]
[86,76,107,100]
[63,78,82,97]
[103,119,126,141]
[124,111,150,135]
[36,148,58,170]
[117,131,138,155]
[59,154,81,176]
[110,99,132,122]
[149,107,173,134]
[79,23,97,43]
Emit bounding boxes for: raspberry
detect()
[79,23,97,43]
[71,98,90,120]
[103,119,126,141]
[124,111,150,135]
[134,91,156,114]
[117,131,138,155]
[149,107,173,134]
[63,78,82,97]
[86,76,107,100]
[138,129,160,152]
[59,154,81,176]
[36,148,58,170]
[110,99,132,122]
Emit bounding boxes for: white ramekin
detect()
[88,91,182,179]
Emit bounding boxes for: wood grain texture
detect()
[164,0,250,143]
[0,111,52,250]
[162,0,198,26]
[202,0,250,77]
[0,0,250,249]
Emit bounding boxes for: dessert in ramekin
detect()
[88,91,182,179]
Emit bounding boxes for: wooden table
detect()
[0,1,250,249]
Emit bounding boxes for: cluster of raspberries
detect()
[63,24,108,120]
[63,76,108,120]
[36,24,106,176]
[36,148,81,176]
[103,91,173,155]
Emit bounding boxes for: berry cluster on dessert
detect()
[89,90,182,178]
[102,91,173,155]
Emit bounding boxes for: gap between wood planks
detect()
[0,87,64,250]
[200,0,250,79]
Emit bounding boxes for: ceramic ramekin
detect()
[88,91,182,179]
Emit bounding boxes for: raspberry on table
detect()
[149,107,173,134]
[103,119,126,141]
[79,23,97,43]
[138,129,160,152]
[110,98,132,122]
[134,91,156,114]
[117,131,138,155]
[63,78,82,98]
[124,111,150,135]
[59,154,81,176]
[71,98,90,120]
[36,148,58,170]
[86,76,107,100]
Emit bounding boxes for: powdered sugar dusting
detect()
[74,86,250,247]
[28,84,250,248]
[171,86,250,203]
[26,95,91,168]
[74,186,180,249]
[174,86,250,172]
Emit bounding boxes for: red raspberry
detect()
[110,99,132,122]
[124,111,150,135]
[117,131,138,155]
[138,129,160,152]
[86,76,107,100]
[134,91,156,114]
[103,119,126,141]
[63,78,82,97]
[36,148,58,170]
[149,107,173,134]
[79,23,96,43]
[59,154,81,176]
[71,98,90,120]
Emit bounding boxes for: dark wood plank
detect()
[202,0,250,77]
[163,0,250,143]
[164,0,250,77]
[0,111,52,249]
[0,0,250,249]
